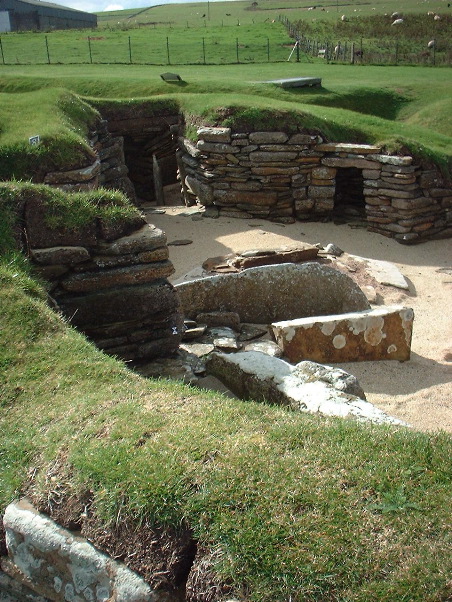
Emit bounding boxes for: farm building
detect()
[0,0,97,32]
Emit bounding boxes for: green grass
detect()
[0,63,450,175]
[1,192,451,598]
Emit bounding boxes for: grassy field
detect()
[96,0,450,27]
[0,62,451,172]
[1,6,450,66]
[1,183,452,601]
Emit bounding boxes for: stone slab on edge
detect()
[271,306,414,363]
[206,351,406,425]
[2,499,160,602]
[175,262,370,323]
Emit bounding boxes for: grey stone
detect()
[98,225,166,256]
[197,127,231,142]
[249,132,288,144]
[364,258,410,290]
[324,243,344,257]
[244,340,283,357]
[176,262,370,323]
[30,246,90,266]
[185,176,214,205]
[197,141,239,154]
[2,500,158,601]
[195,311,241,331]
[206,352,406,425]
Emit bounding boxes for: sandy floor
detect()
[143,203,452,433]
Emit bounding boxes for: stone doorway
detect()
[333,167,366,222]
[123,128,180,204]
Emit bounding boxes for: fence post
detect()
[267,37,270,62]
[88,36,92,64]
[395,40,398,65]
[351,41,355,64]
[0,38,4,64]
[236,37,239,63]
[166,36,170,65]
[202,37,206,64]
[45,35,50,64]
[128,36,132,63]
[296,38,300,62]
[433,40,436,66]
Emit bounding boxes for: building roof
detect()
[11,0,96,15]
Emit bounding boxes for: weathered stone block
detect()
[249,132,288,144]
[2,499,158,602]
[316,143,381,154]
[58,281,180,328]
[185,175,214,205]
[197,141,238,154]
[272,306,414,363]
[176,262,370,323]
[30,246,90,266]
[312,166,336,179]
[206,352,405,424]
[322,157,381,170]
[214,189,277,207]
[251,167,299,176]
[370,154,413,166]
[250,151,298,163]
[60,261,175,292]
[308,185,335,198]
[44,160,100,185]
[97,224,167,255]
[197,127,231,142]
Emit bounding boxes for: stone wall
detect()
[44,119,137,204]
[178,128,451,244]
[21,191,183,362]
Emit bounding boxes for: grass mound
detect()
[1,188,452,600]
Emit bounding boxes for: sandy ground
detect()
[143,203,452,434]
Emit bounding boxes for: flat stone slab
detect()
[206,351,406,425]
[175,262,370,324]
[271,305,414,363]
[263,77,322,88]
[363,258,410,290]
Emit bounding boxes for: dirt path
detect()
[144,204,452,433]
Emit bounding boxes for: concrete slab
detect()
[262,77,322,88]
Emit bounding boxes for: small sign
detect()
[29,135,40,146]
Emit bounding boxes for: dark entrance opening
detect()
[333,167,366,222]
[123,127,181,205]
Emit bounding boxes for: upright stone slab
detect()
[176,262,370,324]
[271,305,414,363]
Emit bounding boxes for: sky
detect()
[61,0,212,14]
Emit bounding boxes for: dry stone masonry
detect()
[178,127,451,243]
[23,193,183,362]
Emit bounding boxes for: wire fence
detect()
[0,32,297,65]
[281,16,452,66]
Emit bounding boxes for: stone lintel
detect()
[271,305,414,363]
[315,143,381,154]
